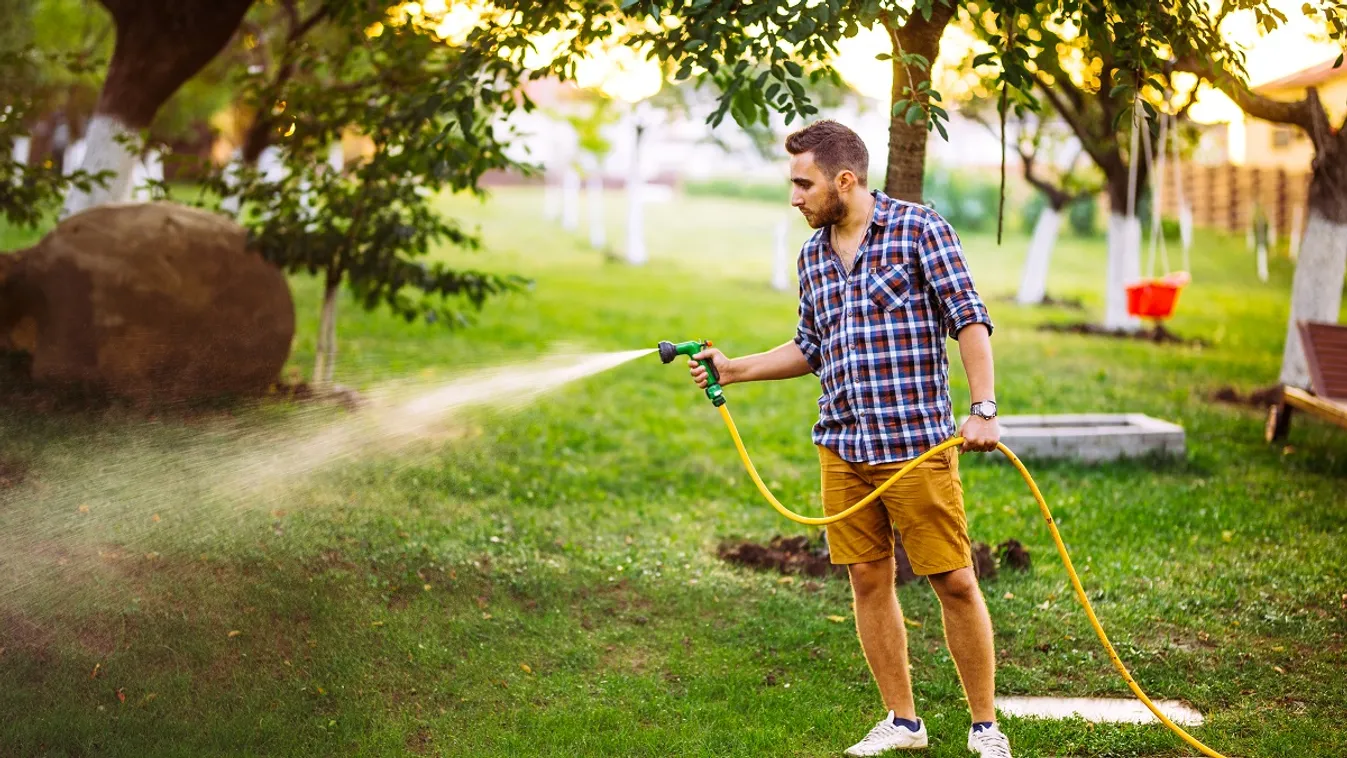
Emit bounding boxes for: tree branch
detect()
[1034,72,1111,169]
[1175,55,1328,150]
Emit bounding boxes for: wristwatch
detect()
[970,400,998,420]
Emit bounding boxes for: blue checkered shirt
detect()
[793,191,994,464]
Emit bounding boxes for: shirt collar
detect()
[869,190,894,229]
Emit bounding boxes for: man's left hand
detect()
[958,416,1000,453]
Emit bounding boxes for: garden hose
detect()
[715,402,1228,758]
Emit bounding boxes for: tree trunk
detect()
[883,5,956,203]
[1277,126,1347,385]
[1103,173,1143,330]
[314,277,340,386]
[1279,212,1347,387]
[63,0,255,214]
[1017,205,1063,305]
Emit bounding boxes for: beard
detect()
[802,183,847,229]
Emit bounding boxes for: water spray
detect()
[655,339,1229,758]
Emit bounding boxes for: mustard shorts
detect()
[818,444,972,575]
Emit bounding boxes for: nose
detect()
[791,189,805,207]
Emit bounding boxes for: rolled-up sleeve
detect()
[918,213,994,337]
[793,251,823,374]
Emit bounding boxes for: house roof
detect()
[1254,57,1347,92]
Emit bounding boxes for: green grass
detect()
[0,187,1344,757]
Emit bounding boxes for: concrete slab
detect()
[970,413,1186,462]
[995,695,1205,726]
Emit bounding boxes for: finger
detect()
[687,359,697,368]
[692,351,708,361]
[696,379,708,389]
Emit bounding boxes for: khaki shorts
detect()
[819,445,972,575]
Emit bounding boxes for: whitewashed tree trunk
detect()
[561,167,580,231]
[771,216,790,292]
[1104,213,1142,330]
[1279,210,1347,387]
[130,150,164,202]
[625,122,647,266]
[1256,241,1269,283]
[11,136,30,165]
[1016,206,1061,305]
[587,171,605,250]
[61,115,139,215]
[62,139,86,176]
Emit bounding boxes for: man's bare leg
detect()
[928,566,996,723]
[848,557,917,720]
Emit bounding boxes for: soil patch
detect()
[718,535,1030,586]
[998,293,1086,311]
[1038,322,1207,347]
[1210,384,1283,408]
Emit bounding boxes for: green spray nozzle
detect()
[658,339,725,406]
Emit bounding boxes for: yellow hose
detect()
[717,403,1227,758]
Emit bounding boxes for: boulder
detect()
[0,202,294,403]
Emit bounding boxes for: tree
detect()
[1178,33,1347,386]
[1,46,109,230]
[61,0,255,214]
[191,3,526,386]
[966,100,1103,305]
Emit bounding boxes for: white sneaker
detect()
[843,710,928,756]
[966,723,1012,757]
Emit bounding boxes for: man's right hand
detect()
[689,348,735,388]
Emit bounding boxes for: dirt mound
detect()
[718,535,1031,586]
[1038,322,1206,347]
[1210,384,1283,408]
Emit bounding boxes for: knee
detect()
[847,559,895,600]
[929,567,980,606]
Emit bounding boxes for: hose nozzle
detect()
[656,339,725,406]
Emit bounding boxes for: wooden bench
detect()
[1266,321,1347,441]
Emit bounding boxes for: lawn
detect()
[0,186,1344,757]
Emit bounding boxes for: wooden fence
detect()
[1155,162,1311,237]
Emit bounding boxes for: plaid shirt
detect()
[794,191,993,464]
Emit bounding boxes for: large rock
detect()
[0,202,294,403]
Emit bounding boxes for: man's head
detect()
[785,120,870,229]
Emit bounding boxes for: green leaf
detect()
[1337,52,1345,69]
[905,103,923,125]
[892,98,909,116]
[784,60,804,78]
[934,118,948,141]
[787,78,805,99]
[972,52,997,68]
[875,52,892,61]
[1109,83,1129,99]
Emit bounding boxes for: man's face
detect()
[790,151,847,229]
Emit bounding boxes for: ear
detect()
[834,169,856,194]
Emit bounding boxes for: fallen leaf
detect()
[624,535,634,545]
[116,688,125,703]
[475,596,488,609]
[140,692,157,705]
[904,618,923,629]
[423,583,432,591]
[151,513,160,523]
[227,630,241,638]
[482,612,492,620]
[777,576,795,585]
[90,662,102,679]
[826,615,848,623]
[1221,530,1234,542]
[78,504,90,514]
[317,686,327,695]
[1274,665,1286,674]
[520,663,532,674]
[1272,645,1285,652]
[1003,592,1015,600]
[371,620,384,627]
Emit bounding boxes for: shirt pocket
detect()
[866,264,912,312]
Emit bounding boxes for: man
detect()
[687,120,1010,757]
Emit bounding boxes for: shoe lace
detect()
[974,729,1012,758]
[860,721,898,745]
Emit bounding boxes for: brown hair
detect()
[784,119,869,186]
